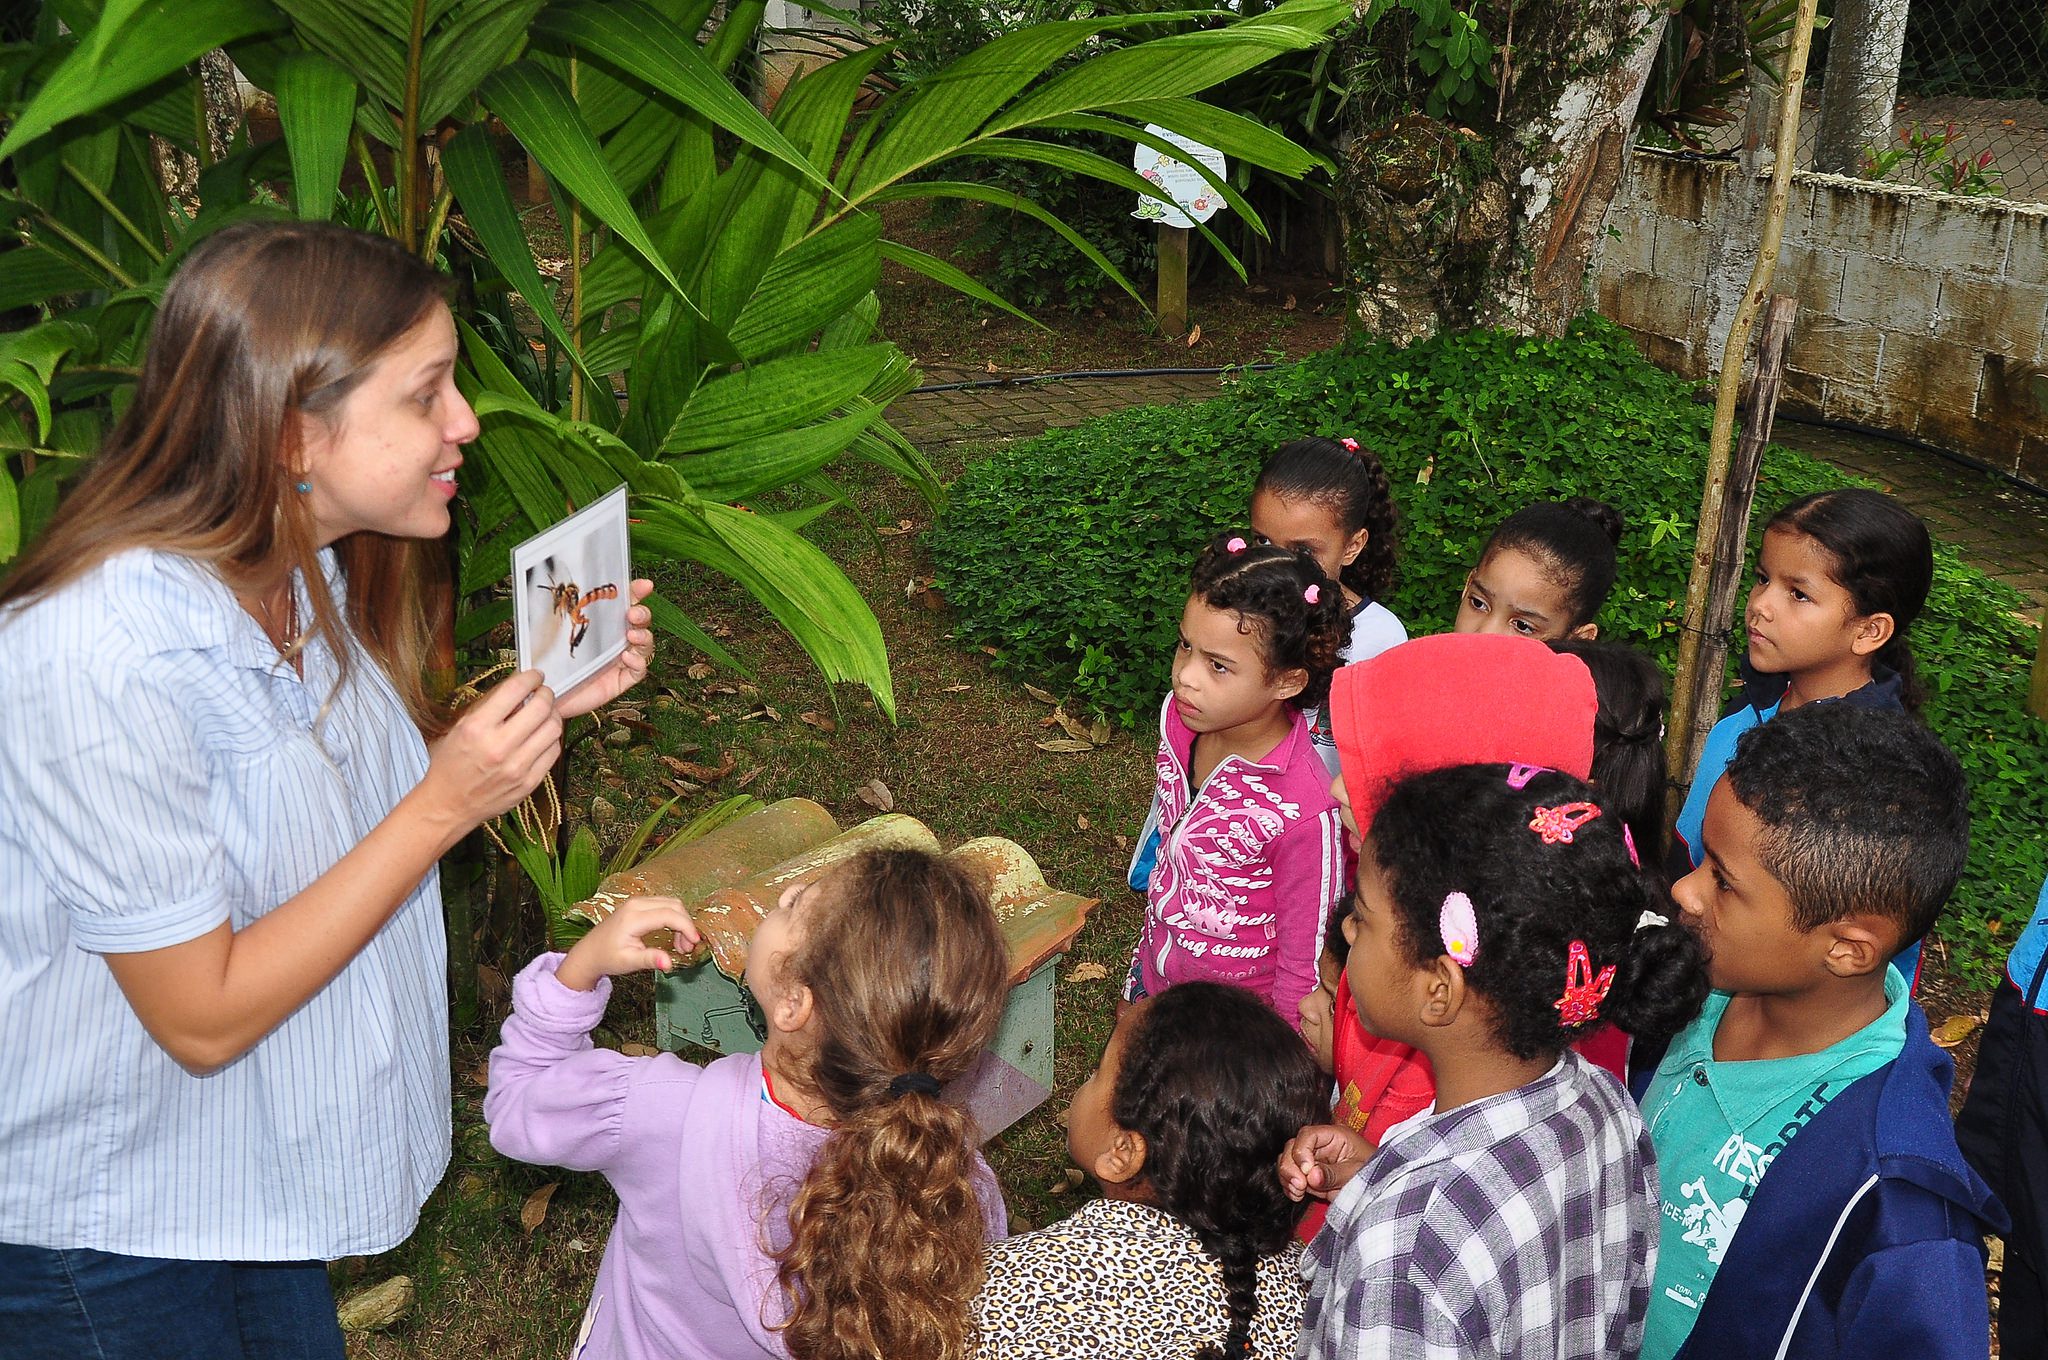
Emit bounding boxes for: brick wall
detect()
[1595,149,2048,483]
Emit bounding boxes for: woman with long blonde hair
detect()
[0,220,655,1358]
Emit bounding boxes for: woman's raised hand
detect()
[1277,1123,1373,1202]
[555,896,701,992]
[420,670,563,829]
[557,579,658,720]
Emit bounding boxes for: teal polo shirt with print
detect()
[1637,965,1909,1360]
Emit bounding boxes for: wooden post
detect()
[1674,295,1801,774]
[2029,608,2048,720]
[1665,0,1823,790]
[1156,224,1190,338]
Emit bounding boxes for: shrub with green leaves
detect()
[930,316,2048,988]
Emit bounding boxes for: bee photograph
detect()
[511,484,631,697]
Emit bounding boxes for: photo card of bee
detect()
[512,484,631,699]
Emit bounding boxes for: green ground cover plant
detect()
[930,316,2048,987]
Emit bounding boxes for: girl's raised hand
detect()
[418,670,562,832]
[556,579,657,720]
[1277,1123,1373,1202]
[556,896,700,993]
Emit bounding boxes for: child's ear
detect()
[1848,610,1897,658]
[1569,620,1600,641]
[1820,916,1895,980]
[1417,956,1467,1029]
[1271,666,1308,703]
[1340,526,1369,569]
[769,980,815,1035]
[1092,1127,1149,1187]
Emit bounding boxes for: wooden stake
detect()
[1665,0,1823,790]
[1673,294,1800,772]
[1157,224,1189,339]
[2029,608,2048,720]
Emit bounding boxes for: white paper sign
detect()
[1132,124,1228,229]
[512,484,631,698]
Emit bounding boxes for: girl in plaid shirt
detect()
[1280,765,1711,1360]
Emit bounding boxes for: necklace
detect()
[244,585,301,655]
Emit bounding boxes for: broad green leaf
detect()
[604,796,681,876]
[481,62,718,332]
[661,345,894,454]
[533,0,827,188]
[964,135,1267,241]
[441,125,603,391]
[275,52,358,220]
[876,239,1041,329]
[845,13,1198,198]
[671,407,883,503]
[419,0,547,127]
[868,180,1143,307]
[274,0,405,108]
[0,0,283,159]
[563,825,602,902]
[727,213,882,360]
[1102,97,1333,176]
[644,593,747,673]
[0,466,19,562]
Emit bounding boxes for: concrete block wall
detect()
[1595,149,2048,482]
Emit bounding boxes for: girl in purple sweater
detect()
[1126,532,1348,1031]
[486,848,1012,1360]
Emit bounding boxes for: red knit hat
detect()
[1326,633,1597,835]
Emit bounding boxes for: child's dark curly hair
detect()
[1112,982,1330,1360]
[1188,532,1346,712]
[1254,436,1400,603]
[1367,764,1710,1061]
[1482,497,1625,631]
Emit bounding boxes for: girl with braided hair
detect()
[485,848,1011,1360]
[1250,435,1407,777]
[977,982,1328,1360]
[1125,532,1349,1030]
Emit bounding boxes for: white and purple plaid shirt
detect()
[1300,1051,1659,1360]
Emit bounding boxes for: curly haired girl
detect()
[485,848,1011,1360]
[1250,436,1406,776]
[978,983,1328,1360]
[1126,532,1349,1030]
[1281,765,1710,1360]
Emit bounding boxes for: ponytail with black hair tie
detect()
[887,1072,942,1099]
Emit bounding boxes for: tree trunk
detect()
[1338,0,1670,343]
[1812,0,1910,175]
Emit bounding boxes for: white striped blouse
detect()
[0,548,449,1260]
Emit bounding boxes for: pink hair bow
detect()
[1530,802,1601,845]
[1439,892,1479,967]
[1340,437,1360,452]
[1304,583,1321,604]
[1226,536,1248,553]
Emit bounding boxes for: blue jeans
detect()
[0,1243,344,1360]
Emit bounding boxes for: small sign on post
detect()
[1133,124,1226,340]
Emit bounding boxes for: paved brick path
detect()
[893,373,2048,620]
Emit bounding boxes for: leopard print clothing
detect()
[975,1197,1306,1360]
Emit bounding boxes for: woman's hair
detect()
[1112,983,1329,1360]
[771,848,1011,1360]
[1188,532,1347,712]
[1254,436,1400,602]
[1549,639,1667,865]
[0,221,454,732]
[1480,497,1625,630]
[1367,764,1710,1060]
[1764,489,1933,711]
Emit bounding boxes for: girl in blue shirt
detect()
[0,222,657,1359]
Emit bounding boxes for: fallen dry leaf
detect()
[736,766,766,790]
[1065,960,1109,983]
[466,1060,490,1088]
[979,645,1002,658]
[336,1276,414,1333]
[855,778,895,812]
[1186,324,1201,347]
[940,683,972,693]
[1076,814,1090,830]
[704,681,740,695]
[1054,709,1094,743]
[664,753,735,783]
[739,705,782,722]
[1048,1167,1087,1195]
[877,518,916,536]
[1283,293,1298,311]
[566,1238,593,1254]
[1115,834,1130,851]
[1023,684,1059,705]
[520,1182,559,1235]
[1035,738,1096,754]
[1415,452,1436,485]
[1089,716,1112,746]
[800,710,837,733]
[665,778,701,798]
[1931,1013,1984,1048]
[620,1042,659,1057]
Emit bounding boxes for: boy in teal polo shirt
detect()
[1637,703,2001,1360]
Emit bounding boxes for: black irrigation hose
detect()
[905,365,2048,503]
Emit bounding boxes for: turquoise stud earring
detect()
[295,479,312,494]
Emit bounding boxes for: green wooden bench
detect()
[569,797,1098,1139]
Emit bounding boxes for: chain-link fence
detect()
[1709,0,2048,202]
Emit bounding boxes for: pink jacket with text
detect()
[1129,695,1346,1030]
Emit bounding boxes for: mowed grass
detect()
[340,442,1156,1358]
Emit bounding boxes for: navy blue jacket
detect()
[1636,1004,2004,1360]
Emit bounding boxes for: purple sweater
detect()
[485,953,1010,1360]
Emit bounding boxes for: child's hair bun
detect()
[1562,495,1625,547]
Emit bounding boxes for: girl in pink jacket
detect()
[1125,532,1348,1032]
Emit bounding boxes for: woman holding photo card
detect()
[0,221,657,1359]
